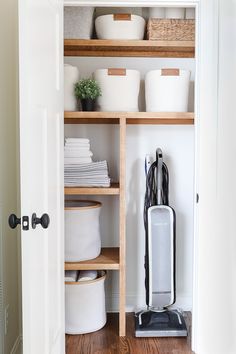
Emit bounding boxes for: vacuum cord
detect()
[144,161,169,231]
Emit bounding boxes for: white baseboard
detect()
[106,293,192,312]
[10,335,22,354]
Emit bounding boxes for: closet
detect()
[63,4,195,341]
[17,1,236,353]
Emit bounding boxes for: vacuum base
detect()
[135,309,188,337]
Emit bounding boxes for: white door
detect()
[193,1,236,353]
[18,0,64,353]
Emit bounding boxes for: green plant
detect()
[74,78,102,100]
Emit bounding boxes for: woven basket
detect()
[147,19,195,41]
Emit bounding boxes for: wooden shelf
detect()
[64,111,194,125]
[64,39,195,58]
[65,247,120,270]
[64,183,120,195]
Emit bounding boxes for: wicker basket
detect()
[147,19,195,41]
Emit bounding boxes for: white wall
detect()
[65,56,195,311]
[0,1,21,353]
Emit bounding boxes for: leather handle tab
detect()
[113,13,131,21]
[161,68,180,76]
[108,68,127,76]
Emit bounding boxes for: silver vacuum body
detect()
[135,149,187,337]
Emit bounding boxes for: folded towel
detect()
[77,270,98,282]
[65,270,78,282]
[64,160,108,170]
[64,160,111,187]
[64,180,111,187]
[64,150,93,158]
[65,138,90,144]
[64,157,92,164]
[65,144,90,149]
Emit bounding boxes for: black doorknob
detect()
[32,213,50,229]
[8,214,21,229]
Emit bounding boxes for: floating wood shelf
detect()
[64,111,194,125]
[64,39,195,58]
[65,247,120,271]
[64,183,120,195]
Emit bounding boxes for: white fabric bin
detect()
[64,7,94,39]
[65,271,106,334]
[165,7,185,19]
[65,200,101,262]
[94,7,143,18]
[95,14,145,40]
[145,69,190,112]
[64,64,79,111]
[94,68,140,111]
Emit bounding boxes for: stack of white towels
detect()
[65,270,98,282]
[64,138,111,187]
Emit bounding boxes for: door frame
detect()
[63,1,219,352]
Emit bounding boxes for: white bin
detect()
[165,7,185,19]
[95,14,145,40]
[65,200,101,262]
[64,64,79,111]
[145,69,190,112]
[65,271,106,334]
[94,68,140,111]
[64,7,94,39]
[95,7,143,18]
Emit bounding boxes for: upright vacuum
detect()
[135,148,187,337]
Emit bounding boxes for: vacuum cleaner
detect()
[135,148,187,337]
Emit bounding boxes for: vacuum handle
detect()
[156,148,163,205]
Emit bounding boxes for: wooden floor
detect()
[66,313,193,354]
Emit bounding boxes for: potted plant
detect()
[74,78,102,111]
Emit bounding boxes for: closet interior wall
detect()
[64,53,195,312]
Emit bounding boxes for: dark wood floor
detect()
[66,313,193,354]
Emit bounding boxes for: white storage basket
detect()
[64,64,79,111]
[65,271,106,334]
[65,200,102,262]
[145,69,190,112]
[64,7,94,39]
[94,68,140,112]
[94,7,143,18]
[95,14,145,40]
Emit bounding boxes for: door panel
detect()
[194,1,236,353]
[19,0,64,353]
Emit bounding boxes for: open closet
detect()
[14,0,236,353]
[63,2,196,349]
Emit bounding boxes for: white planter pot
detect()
[145,69,190,112]
[165,7,185,19]
[149,7,165,19]
[185,8,195,19]
[95,14,145,40]
[65,200,101,262]
[64,64,79,111]
[65,271,106,334]
[64,7,94,39]
[94,69,140,112]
